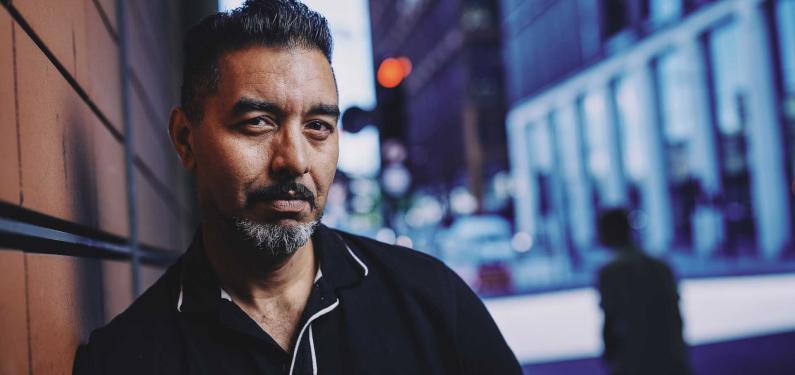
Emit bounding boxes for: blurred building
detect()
[369,0,508,211]
[504,0,795,268]
[0,0,215,373]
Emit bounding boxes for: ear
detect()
[168,107,197,171]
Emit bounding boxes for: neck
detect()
[201,218,317,304]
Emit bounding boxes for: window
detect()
[527,120,556,254]
[776,1,795,94]
[582,89,618,211]
[614,71,649,215]
[603,0,683,37]
[555,104,594,253]
[775,0,795,233]
[656,48,701,248]
[603,0,630,38]
[649,0,682,26]
[706,21,757,254]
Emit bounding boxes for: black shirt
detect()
[176,229,336,374]
[74,224,522,375]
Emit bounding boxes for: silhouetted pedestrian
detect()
[597,209,692,375]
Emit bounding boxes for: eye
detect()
[243,116,268,127]
[305,120,334,139]
[236,116,276,134]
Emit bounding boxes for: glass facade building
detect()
[506,0,795,286]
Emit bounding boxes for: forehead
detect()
[215,46,337,110]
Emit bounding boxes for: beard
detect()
[212,180,323,258]
[230,214,321,258]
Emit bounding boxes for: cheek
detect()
[195,135,266,207]
[313,144,339,201]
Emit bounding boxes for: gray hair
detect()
[232,217,320,257]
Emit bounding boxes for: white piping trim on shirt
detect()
[177,287,184,312]
[220,288,232,301]
[345,244,369,276]
[289,299,340,375]
[176,238,370,374]
[178,268,319,312]
[286,242,367,374]
[314,268,323,282]
[309,325,318,375]
[176,286,231,312]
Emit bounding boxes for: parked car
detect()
[437,215,515,295]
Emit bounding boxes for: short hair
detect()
[597,208,631,248]
[180,0,334,123]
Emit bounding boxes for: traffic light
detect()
[375,57,411,141]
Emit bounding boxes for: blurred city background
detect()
[280,0,795,374]
[224,0,795,372]
[1,0,794,374]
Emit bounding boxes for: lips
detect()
[246,183,317,211]
[267,199,309,213]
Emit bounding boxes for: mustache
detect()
[246,182,316,209]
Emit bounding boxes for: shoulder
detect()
[103,261,181,332]
[334,228,459,286]
[335,229,446,267]
[331,228,522,373]
[332,228,475,311]
[333,227,496,317]
[76,260,184,373]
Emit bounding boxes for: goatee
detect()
[231,216,321,258]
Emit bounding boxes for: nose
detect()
[269,125,310,178]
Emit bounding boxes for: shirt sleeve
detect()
[450,271,523,375]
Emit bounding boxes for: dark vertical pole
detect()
[116,0,140,297]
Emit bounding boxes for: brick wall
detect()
[0,1,211,373]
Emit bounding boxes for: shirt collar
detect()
[218,268,321,302]
[177,224,368,313]
[311,223,368,291]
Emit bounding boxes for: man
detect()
[73,1,522,374]
[596,209,691,375]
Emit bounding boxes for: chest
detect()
[244,301,304,352]
[308,293,459,375]
[176,294,460,375]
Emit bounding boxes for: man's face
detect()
[189,46,339,232]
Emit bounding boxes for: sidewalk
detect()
[484,273,795,365]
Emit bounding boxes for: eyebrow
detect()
[232,97,284,117]
[307,104,341,119]
[231,97,340,119]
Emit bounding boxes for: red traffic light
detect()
[377,57,412,88]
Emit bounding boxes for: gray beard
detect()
[231,217,320,258]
